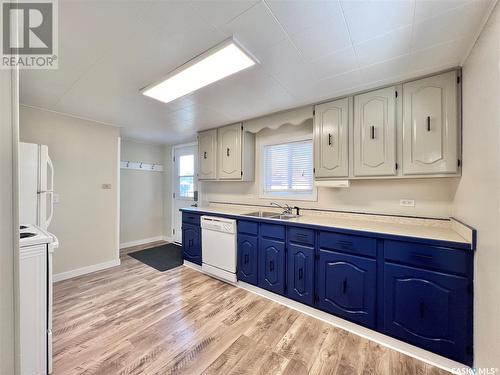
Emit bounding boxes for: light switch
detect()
[400,199,415,207]
[102,184,112,190]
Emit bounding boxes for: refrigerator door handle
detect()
[46,191,54,229]
[46,155,54,192]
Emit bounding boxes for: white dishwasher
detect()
[201,216,237,283]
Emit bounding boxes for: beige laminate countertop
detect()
[182,205,473,248]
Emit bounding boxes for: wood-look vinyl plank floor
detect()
[53,243,450,375]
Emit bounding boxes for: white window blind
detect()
[263,139,314,198]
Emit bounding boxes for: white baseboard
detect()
[188,265,468,373]
[54,259,121,282]
[119,235,172,249]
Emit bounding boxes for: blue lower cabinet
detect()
[201,209,475,365]
[286,244,314,305]
[317,249,376,328]
[182,223,201,265]
[258,238,285,295]
[384,263,472,365]
[237,234,258,285]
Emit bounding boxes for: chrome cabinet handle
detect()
[427,116,431,131]
[342,278,347,294]
[328,133,332,146]
[226,147,230,157]
[269,261,274,272]
[244,254,249,264]
[203,151,207,159]
[371,126,375,139]
[298,268,303,280]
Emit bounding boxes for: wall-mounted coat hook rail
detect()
[120,160,164,172]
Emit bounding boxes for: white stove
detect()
[19,224,58,375]
[20,224,55,247]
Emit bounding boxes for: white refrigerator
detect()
[20,142,55,230]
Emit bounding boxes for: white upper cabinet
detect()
[354,86,397,177]
[217,123,255,181]
[402,71,459,175]
[218,123,242,179]
[198,129,217,180]
[314,98,349,178]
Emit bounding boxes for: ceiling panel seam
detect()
[338,0,361,72]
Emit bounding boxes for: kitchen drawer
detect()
[182,212,201,225]
[238,220,258,236]
[384,240,470,275]
[260,223,285,240]
[288,227,315,247]
[319,231,376,257]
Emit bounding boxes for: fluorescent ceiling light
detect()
[141,38,257,104]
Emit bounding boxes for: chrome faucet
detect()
[270,202,293,215]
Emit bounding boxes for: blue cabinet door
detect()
[286,244,314,305]
[237,234,258,285]
[317,249,376,328]
[384,263,472,365]
[182,223,201,265]
[258,238,285,295]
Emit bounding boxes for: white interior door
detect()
[172,144,197,244]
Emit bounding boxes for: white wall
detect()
[120,140,165,246]
[453,3,500,368]
[163,144,173,237]
[0,66,18,375]
[19,106,120,275]
[202,123,458,218]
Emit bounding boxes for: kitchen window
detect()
[261,139,316,201]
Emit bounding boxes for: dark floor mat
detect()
[128,243,182,272]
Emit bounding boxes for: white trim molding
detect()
[119,235,171,249]
[53,259,121,282]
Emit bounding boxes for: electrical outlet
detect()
[102,183,112,190]
[400,199,415,207]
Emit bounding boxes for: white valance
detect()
[243,105,313,134]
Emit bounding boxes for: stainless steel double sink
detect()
[242,211,298,220]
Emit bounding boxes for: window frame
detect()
[259,135,317,202]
